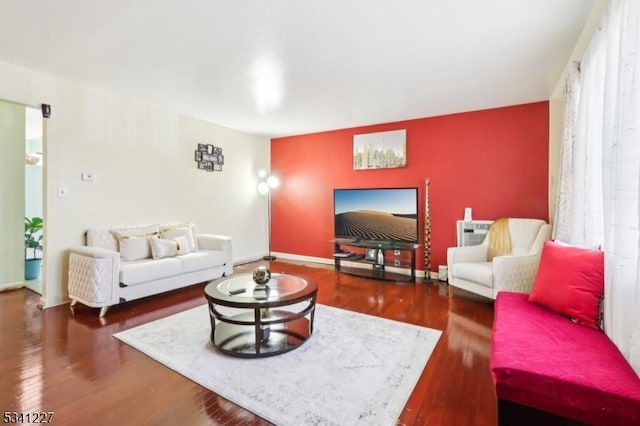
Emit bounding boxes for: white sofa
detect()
[68,223,233,317]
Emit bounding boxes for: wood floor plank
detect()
[0,260,496,425]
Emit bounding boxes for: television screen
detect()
[333,187,419,243]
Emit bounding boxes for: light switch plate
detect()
[81,172,95,182]
[57,185,68,198]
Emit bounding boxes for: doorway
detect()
[25,106,43,294]
[0,99,45,299]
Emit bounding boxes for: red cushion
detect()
[492,292,640,425]
[528,240,604,329]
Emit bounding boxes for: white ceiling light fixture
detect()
[250,54,285,115]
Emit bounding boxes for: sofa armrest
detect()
[68,247,120,307]
[197,234,233,276]
[69,246,120,258]
[492,254,542,296]
[197,234,231,250]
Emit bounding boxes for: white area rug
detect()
[114,304,441,426]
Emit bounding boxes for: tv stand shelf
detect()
[331,240,419,283]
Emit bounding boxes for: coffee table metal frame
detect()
[204,273,317,358]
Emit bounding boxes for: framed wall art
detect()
[194,144,224,172]
[353,129,406,170]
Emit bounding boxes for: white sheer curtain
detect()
[601,0,640,373]
[573,29,606,249]
[553,62,580,242]
[556,0,640,373]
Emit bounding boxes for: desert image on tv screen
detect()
[334,188,418,242]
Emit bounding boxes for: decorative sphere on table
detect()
[253,266,271,286]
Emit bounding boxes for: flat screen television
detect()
[333,187,419,243]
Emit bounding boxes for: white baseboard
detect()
[273,252,441,280]
[233,254,265,265]
[271,252,333,265]
[0,281,25,292]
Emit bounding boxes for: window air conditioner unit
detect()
[456,220,494,247]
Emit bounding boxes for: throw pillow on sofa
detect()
[149,235,191,259]
[173,235,191,255]
[159,223,197,251]
[529,240,604,329]
[114,225,159,261]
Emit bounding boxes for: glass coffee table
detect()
[204,272,317,358]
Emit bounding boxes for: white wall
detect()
[0,60,271,307]
[0,99,25,290]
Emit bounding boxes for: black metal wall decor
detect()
[195,144,224,172]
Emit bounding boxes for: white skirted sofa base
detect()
[68,223,233,317]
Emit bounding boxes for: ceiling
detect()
[0,0,597,137]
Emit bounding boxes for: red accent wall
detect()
[270,101,549,272]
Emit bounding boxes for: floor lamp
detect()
[258,170,279,261]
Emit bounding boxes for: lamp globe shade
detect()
[267,176,280,189]
[257,182,269,194]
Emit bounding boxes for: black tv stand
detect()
[331,240,419,283]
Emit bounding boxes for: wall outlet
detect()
[81,172,96,182]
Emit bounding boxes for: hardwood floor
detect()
[0,260,497,425]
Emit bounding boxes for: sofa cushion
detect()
[115,225,159,261]
[453,261,493,287]
[177,250,226,273]
[119,257,182,286]
[491,292,640,425]
[529,240,604,329]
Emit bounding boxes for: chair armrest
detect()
[197,234,233,276]
[69,246,120,258]
[492,254,542,296]
[447,245,488,264]
[447,245,488,283]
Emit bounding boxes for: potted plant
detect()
[25,216,43,280]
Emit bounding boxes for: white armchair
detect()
[447,218,551,300]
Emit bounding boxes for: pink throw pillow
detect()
[529,240,604,329]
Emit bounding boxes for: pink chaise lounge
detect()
[491,291,640,425]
